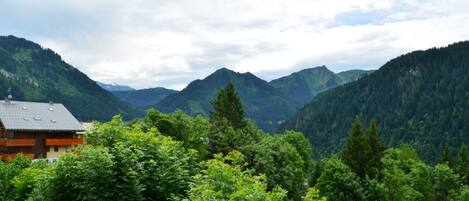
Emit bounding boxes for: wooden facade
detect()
[0,130,83,160]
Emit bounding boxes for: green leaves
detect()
[51,147,117,201]
[243,135,306,200]
[315,157,364,201]
[0,155,32,201]
[188,151,287,201]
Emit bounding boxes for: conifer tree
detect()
[440,143,453,167]
[455,143,469,185]
[342,118,370,179]
[210,82,247,129]
[366,120,385,178]
[342,119,386,179]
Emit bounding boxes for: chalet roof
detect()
[0,100,84,132]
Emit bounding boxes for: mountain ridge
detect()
[112,87,178,108]
[280,41,469,161]
[155,67,300,132]
[97,81,135,91]
[0,35,140,121]
[269,66,370,104]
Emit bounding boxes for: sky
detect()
[1,0,469,90]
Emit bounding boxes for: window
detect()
[54,146,59,152]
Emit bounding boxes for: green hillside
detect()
[281,42,469,161]
[0,35,140,121]
[269,66,370,104]
[112,87,178,108]
[155,68,300,132]
[337,69,372,83]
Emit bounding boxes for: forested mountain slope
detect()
[155,68,300,132]
[112,87,178,108]
[337,69,372,83]
[281,42,469,161]
[0,35,139,121]
[269,66,370,104]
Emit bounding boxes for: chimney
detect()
[5,88,12,103]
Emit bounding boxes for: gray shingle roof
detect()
[0,100,84,132]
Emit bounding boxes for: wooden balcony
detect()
[0,153,35,161]
[45,138,84,146]
[0,139,36,147]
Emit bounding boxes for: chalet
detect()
[0,97,84,160]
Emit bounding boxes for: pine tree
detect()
[455,143,469,185]
[440,143,453,166]
[210,82,247,129]
[366,120,385,179]
[342,118,370,179]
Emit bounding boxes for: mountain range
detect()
[111,87,178,108]
[4,35,466,161]
[96,81,135,91]
[269,66,370,104]
[0,35,140,121]
[154,68,300,132]
[280,42,469,161]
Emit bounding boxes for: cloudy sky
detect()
[1,0,469,90]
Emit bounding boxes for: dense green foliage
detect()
[269,66,370,104]
[342,119,385,179]
[187,151,287,201]
[210,82,247,129]
[281,41,469,161]
[112,87,178,108]
[155,67,300,132]
[0,35,139,121]
[1,109,468,200]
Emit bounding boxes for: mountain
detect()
[112,87,178,108]
[0,35,140,121]
[336,69,372,83]
[155,68,300,132]
[97,81,135,91]
[269,66,370,104]
[280,42,469,161]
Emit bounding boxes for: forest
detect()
[281,41,469,161]
[0,82,468,201]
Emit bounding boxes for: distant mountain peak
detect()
[269,66,368,104]
[215,67,232,72]
[304,65,329,71]
[97,81,135,92]
[155,67,300,132]
[112,87,178,108]
[281,41,469,161]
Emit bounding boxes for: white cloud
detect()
[0,0,468,89]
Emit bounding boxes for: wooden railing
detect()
[0,139,36,147]
[0,153,34,161]
[45,138,84,146]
